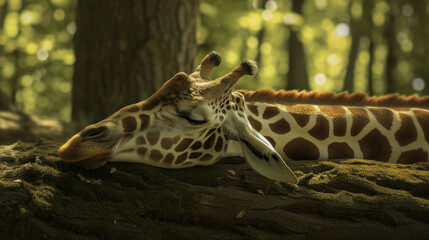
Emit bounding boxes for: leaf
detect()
[110,167,117,174]
[257,189,264,195]
[235,210,246,219]
[77,173,86,182]
[90,179,102,186]
[227,170,236,176]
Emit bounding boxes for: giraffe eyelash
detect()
[179,114,208,125]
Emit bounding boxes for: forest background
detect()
[0,0,428,125]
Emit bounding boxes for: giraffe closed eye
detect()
[179,114,208,125]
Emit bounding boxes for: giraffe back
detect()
[237,90,429,164]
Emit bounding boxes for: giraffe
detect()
[59,51,429,184]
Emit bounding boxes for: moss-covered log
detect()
[0,139,428,239]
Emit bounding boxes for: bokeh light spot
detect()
[265,1,277,11]
[260,42,272,54]
[20,11,34,25]
[262,10,273,21]
[314,73,327,85]
[412,78,425,91]
[402,4,414,17]
[20,75,33,87]
[53,9,66,21]
[37,49,49,61]
[246,36,258,48]
[336,23,349,37]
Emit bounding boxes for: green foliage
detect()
[1,0,429,121]
[0,0,75,121]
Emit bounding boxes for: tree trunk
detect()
[342,1,361,93]
[367,38,374,96]
[365,0,375,96]
[1,140,429,239]
[72,0,199,125]
[384,3,396,94]
[286,0,309,91]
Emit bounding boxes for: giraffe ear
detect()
[222,110,297,184]
[238,128,298,184]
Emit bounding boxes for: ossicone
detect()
[190,51,222,79]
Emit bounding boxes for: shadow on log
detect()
[0,139,428,239]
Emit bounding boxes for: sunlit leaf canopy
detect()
[1,0,428,121]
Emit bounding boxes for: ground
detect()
[0,139,428,240]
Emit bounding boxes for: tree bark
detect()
[1,140,429,239]
[72,0,199,125]
[286,0,309,91]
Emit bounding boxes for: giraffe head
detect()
[59,52,297,183]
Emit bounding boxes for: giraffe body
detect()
[234,101,429,164]
[59,51,429,184]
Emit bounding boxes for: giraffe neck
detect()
[242,101,429,163]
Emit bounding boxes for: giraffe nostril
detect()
[80,126,107,139]
[272,154,279,162]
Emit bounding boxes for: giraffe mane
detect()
[237,89,429,109]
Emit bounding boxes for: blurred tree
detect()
[253,0,268,67]
[72,0,199,125]
[286,0,309,90]
[1,0,429,123]
[343,0,363,93]
[384,1,397,94]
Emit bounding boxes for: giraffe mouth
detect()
[58,134,114,169]
[71,154,111,169]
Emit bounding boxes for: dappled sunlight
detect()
[0,0,74,121]
[0,0,428,122]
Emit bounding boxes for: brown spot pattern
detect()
[176,152,188,164]
[283,138,319,160]
[268,118,290,134]
[215,137,224,152]
[348,107,370,136]
[200,153,213,162]
[163,153,174,165]
[139,114,150,130]
[205,128,216,137]
[161,138,173,149]
[264,136,276,147]
[127,105,140,112]
[395,113,418,146]
[190,141,202,150]
[171,136,181,144]
[122,117,137,132]
[175,138,193,152]
[137,147,147,157]
[146,131,160,145]
[263,106,280,119]
[328,142,354,159]
[308,115,330,140]
[189,152,203,159]
[319,106,347,136]
[141,101,157,111]
[369,107,393,130]
[358,129,392,162]
[136,136,146,145]
[248,115,262,131]
[204,134,216,149]
[149,150,163,161]
[286,104,314,127]
[247,104,259,116]
[413,110,429,142]
[397,149,428,164]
